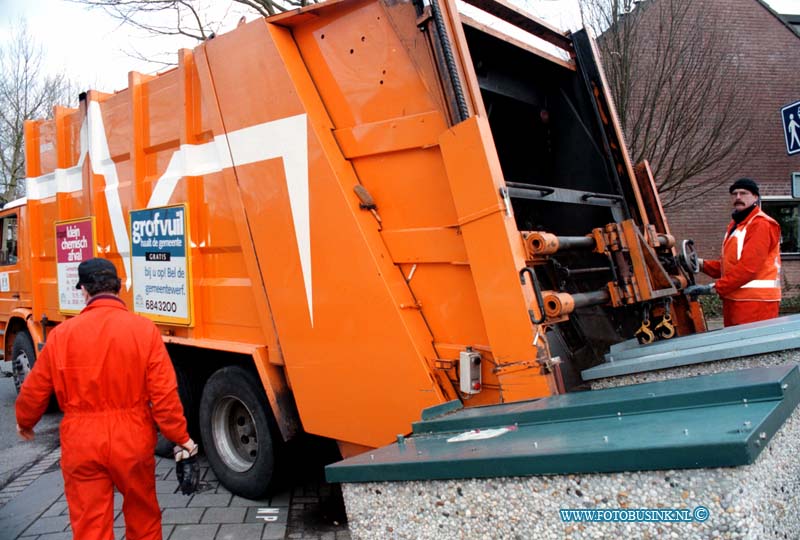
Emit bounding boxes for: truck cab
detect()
[0,199,37,392]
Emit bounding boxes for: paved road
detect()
[0,451,350,540]
[0,359,351,539]
[0,361,61,492]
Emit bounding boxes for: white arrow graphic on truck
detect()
[87,101,133,290]
[147,115,312,325]
[27,109,313,325]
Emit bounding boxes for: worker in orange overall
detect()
[15,258,200,540]
[685,178,782,327]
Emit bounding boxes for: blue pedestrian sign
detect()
[781,100,800,156]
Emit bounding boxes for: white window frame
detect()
[761,196,800,257]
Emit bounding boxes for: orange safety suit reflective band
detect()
[703,208,781,302]
[16,296,189,540]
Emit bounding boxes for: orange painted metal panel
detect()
[292,0,444,128]
[199,19,451,447]
[288,0,498,409]
[439,116,554,400]
[36,121,58,175]
[382,228,468,264]
[17,0,607,453]
[333,111,448,158]
[348,149,461,229]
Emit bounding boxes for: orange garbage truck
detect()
[11,0,704,498]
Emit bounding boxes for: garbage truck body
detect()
[10,0,704,497]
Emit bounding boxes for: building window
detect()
[762,199,800,256]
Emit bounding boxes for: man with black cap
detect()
[15,257,200,540]
[685,178,782,326]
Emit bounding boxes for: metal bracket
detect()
[519,267,546,324]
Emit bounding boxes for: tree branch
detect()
[580,0,754,208]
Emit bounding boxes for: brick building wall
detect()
[659,0,800,291]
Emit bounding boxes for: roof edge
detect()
[755,0,800,39]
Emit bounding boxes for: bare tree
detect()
[579,0,755,208]
[0,22,76,201]
[68,0,321,43]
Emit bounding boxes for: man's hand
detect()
[684,284,715,297]
[174,438,200,495]
[16,424,35,441]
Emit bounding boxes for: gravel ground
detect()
[340,350,800,539]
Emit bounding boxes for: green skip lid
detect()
[326,364,800,483]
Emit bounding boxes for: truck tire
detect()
[12,331,58,412]
[11,331,36,393]
[175,362,200,442]
[154,433,174,458]
[156,362,201,458]
[199,366,276,499]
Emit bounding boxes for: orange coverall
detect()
[703,211,781,327]
[16,295,189,540]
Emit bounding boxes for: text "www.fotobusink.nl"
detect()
[560,506,710,523]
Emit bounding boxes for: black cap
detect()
[75,258,118,290]
[729,178,759,196]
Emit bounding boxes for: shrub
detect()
[698,292,800,317]
[699,295,722,318]
[780,294,800,314]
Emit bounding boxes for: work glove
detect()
[174,438,200,495]
[684,283,715,297]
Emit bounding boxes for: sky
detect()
[0,0,252,91]
[0,0,798,93]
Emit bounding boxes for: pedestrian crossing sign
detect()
[782,100,800,156]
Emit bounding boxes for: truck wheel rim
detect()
[14,349,31,381]
[211,396,258,473]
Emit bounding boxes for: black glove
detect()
[176,455,200,495]
[174,439,200,495]
[684,284,715,297]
